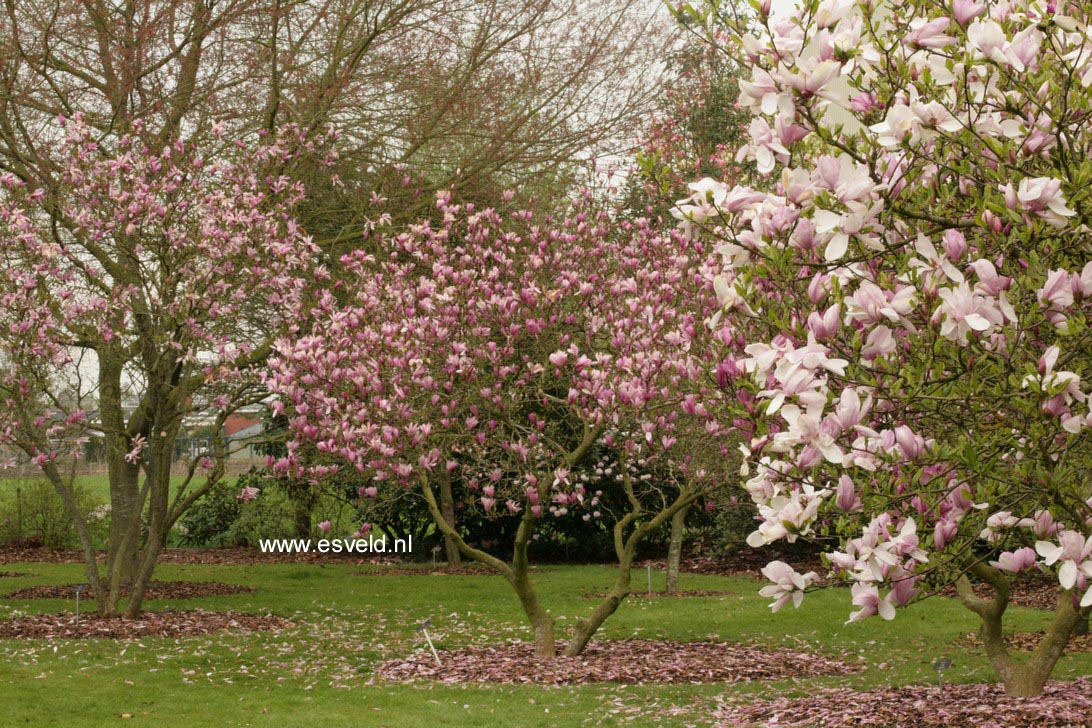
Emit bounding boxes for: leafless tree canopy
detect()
[1,0,676,228]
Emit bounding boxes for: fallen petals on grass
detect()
[954,630,1092,654]
[715,678,1092,727]
[5,581,256,601]
[376,639,859,685]
[0,609,292,639]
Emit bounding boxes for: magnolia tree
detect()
[268,193,729,657]
[673,0,1092,697]
[0,117,317,616]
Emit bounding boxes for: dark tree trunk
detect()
[438,470,461,567]
[664,502,690,593]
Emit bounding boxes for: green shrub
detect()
[177,470,298,547]
[0,476,108,549]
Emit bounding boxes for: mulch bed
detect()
[0,609,292,640]
[354,566,500,577]
[938,578,1062,611]
[638,547,827,581]
[0,546,401,566]
[375,639,860,685]
[955,630,1092,654]
[715,678,1092,727]
[4,580,255,601]
[0,572,28,578]
[583,590,737,599]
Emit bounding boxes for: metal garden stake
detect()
[74,585,85,624]
[417,618,441,666]
[933,658,952,693]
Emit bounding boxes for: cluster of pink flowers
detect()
[674,0,1092,624]
[267,191,728,520]
[0,116,318,471]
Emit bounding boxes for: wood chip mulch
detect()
[954,630,1092,654]
[375,639,860,685]
[0,546,400,566]
[4,580,255,601]
[638,548,826,580]
[938,578,1062,611]
[0,609,292,640]
[353,566,499,577]
[583,590,737,599]
[715,678,1092,727]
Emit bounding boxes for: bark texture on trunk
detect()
[438,470,461,567]
[664,502,690,593]
[416,433,705,659]
[956,564,1081,697]
[1073,610,1089,637]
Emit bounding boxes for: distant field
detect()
[0,473,219,502]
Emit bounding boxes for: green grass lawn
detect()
[73,474,209,502]
[0,563,1088,727]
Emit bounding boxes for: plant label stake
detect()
[933,658,952,693]
[417,618,441,666]
[74,585,84,624]
[647,564,652,595]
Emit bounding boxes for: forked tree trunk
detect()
[417,449,698,660]
[664,502,690,593]
[563,539,635,656]
[956,565,1082,697]
[509,539,557,657]
[564,491,698,655]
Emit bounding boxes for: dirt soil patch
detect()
[0,609,291,639]
[715,678,1092,727]
[375,639,860,685]
[0,572,28,578]
[955,630,1092,654]
[4,580,255,601]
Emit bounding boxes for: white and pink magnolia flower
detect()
[932,283,1005,343]
[844,282,916,326]
[759,560,819,612]
[847,582,896,622]
[748,485,830,546]
[989,547,1038,574]
[237,486,260,503]
[1003,178,1076,228]
[1036,531,1092,599]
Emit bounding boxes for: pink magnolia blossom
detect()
[759,561,819,611]
[847,583,896,622]
[989,547,1038,573]
[1036,531,1092,595]
[237,487,260,503]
